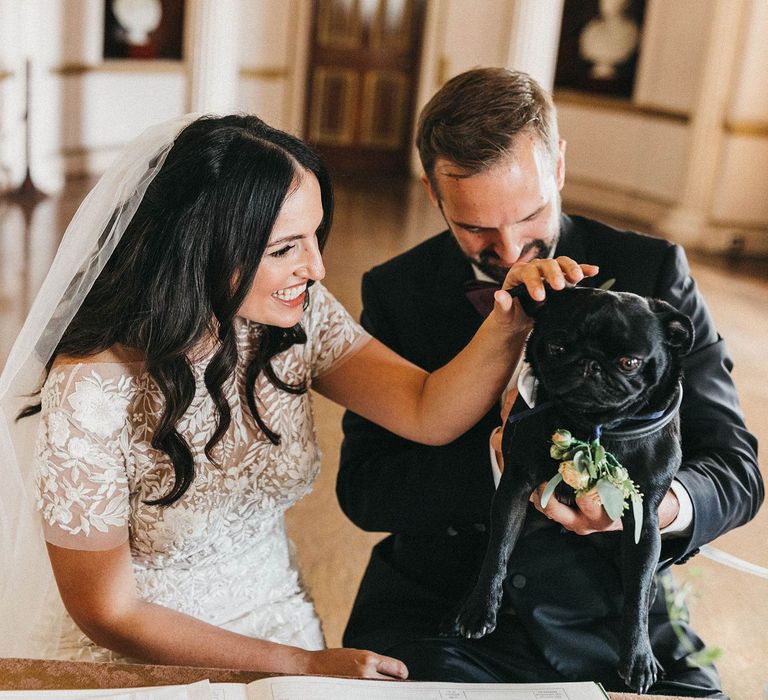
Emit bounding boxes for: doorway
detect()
[304,0,426,177]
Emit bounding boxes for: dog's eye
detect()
[617,356,642,372]
[547,343,566,357]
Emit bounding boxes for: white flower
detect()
[51,503,73,526]
[613,466,629,482]
[551,430,572,448]
[550,444,567,459]
[63,483,89,506]
[68,380,129,438]
[66,437,94,461]
[159,508,208,546]
[91,467,127,498]
[559,460,591,490]
[47,412,70,447]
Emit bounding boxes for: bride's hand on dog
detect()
[528,482,681,534]
[490,257,599,329]
[501,256,599,302]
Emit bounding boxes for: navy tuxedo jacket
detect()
[337,215,762,673]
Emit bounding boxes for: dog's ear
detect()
[647,298,695,355]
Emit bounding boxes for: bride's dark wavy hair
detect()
[19,114,333,506]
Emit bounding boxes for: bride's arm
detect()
[314,257,596,444]
[46,542,407,678]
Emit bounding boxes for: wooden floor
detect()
[1,176,765,699]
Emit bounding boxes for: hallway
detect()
[1,175,765,698]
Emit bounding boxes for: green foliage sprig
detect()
[541,429,644,543]
[661,570,723,668]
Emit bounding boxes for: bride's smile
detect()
[238,172,325,328]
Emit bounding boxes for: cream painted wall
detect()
[235,0,309,134]
[558,0,768,254]
[711,137,768,224]
[558,0,712,211]
[0,0,26,188]
[728,0,768,123]
[709,0,768,226]
[428,0,511,82]
[0,0,766,252]
[558,104,689,203]
[633,0,712,115]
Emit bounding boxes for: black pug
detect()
[444,286,694,693]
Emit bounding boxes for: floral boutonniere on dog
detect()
[543,428,643,543]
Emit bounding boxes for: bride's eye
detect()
[617,356,642,372]
[269,244,295,258]
[547,343,566,357]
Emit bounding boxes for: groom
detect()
[337,68,762,696]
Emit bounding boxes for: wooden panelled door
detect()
[305,0,426,176]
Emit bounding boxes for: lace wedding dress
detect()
[32,283,369,661]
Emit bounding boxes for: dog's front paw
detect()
[618,643,663,694]
[440,589,501,639]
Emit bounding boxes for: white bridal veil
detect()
[0,114,198,656]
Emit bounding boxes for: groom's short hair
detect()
[416,67,560,190]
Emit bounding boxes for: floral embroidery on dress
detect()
[32,282,368,660]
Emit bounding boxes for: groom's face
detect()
[423,133,566,283]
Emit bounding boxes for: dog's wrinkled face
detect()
[526,288,694,424]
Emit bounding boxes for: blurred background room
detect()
[0,1,765,697]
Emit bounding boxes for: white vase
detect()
[579,0,639,80]
[112,0,163,46]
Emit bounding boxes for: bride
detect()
[0,113,593,676]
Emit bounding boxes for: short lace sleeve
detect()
[34,363,134,551]
[304,282,371,379]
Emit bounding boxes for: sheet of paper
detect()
[231,677,609,700]
[0,680,212,700]
[209,683,248,700]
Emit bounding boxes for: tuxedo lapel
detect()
[554,214,583,260]
[415,232,484,368]
[555,215,610,289]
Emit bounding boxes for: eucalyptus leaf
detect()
[593,443,606,465]
[631,494,643,544]
[688,647,723,667]
[596,478,625,521]
[598,278,616,291]
[540,472,563,508]
[586,454,598,480]
[573,449,587,473]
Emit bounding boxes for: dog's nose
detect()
[581,359,601,376]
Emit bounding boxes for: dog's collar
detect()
[598,382,683,441]
[506,382,683,442]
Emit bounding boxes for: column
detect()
[0,0,27,189]
[504,0,565,92]
[186,0,240,114]
[657,0,747,247]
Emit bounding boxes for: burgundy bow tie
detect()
[464,280,501,317]
[465,279,553,318]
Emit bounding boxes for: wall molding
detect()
[555,89,690,124]
[724,120,768,138]
[239,67,291,81]
[52,61,184,76]
[57,143,125,177]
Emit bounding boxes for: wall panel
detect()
[557,102,689,202]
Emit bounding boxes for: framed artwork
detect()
[103,0,185,60]
[554,0,646,98]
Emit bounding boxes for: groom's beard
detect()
[473,238,555,284]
